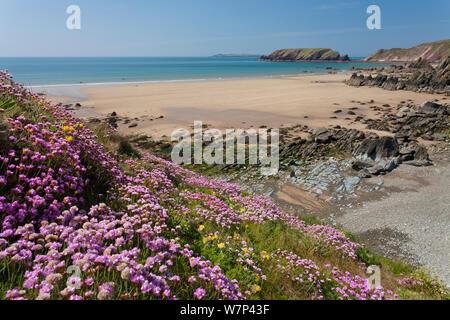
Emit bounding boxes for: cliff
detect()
[364,39,450,63]
[259,48,350,62]
[346,56,450,95]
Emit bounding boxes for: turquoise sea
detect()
[0,56,385,86]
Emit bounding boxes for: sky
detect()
[0,0,449,57]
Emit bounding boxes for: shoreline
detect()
[31,70,351,100]
[50,73,445,140]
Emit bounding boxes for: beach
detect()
[43,71,450,286]
[52,73,446,139]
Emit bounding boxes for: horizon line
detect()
[0,55,369,58]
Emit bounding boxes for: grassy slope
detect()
[264,48,342,60]
[0,72,448,300]
[365,39,450,62]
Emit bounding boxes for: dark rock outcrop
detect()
[346,57,450,95]
[351,137,399,176]
[353,136,399,162]
[280,128,366,160]
[419,101,448,115]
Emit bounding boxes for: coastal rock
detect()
[279,128,366,161]
[402,145,433,167]
[312,129,335,144]
[364,39,450,63]
[353,136,399,162]
[367,158,398,176]
[351,160,374,171]
[260,48,350,62]
[419,102,448,115]
[350,136,403,176]
[346,55,450,95]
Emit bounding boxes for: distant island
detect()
[364,39,450,63]
[259,48,350,62]
[212,54,261,57]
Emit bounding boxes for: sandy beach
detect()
[57,73,445,139]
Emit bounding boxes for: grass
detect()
[368,39,450,60]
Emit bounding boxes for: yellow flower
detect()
[62,125,70,132]
[198,225,205,232]
[245,224,249,228]
[78,123,84,128]
[66,136,73,142]
[217,243,225,249]
[251,284,261,293]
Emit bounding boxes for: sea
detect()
[0,56,385,87]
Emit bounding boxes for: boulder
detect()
[351,160,374,171]
[418,102,448,115]
[404,160,433,167]
[353,136,399,161]
[367,158,398,176]
[413,145,430,161]
[312,128,335,144]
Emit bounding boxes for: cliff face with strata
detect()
[259,48,350,62]
[364,39,450,63]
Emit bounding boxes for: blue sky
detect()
[1,0,449,57]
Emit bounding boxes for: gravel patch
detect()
[337,160,450,286]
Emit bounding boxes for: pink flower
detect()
[159,265,168,273]
[194,288,206,300]
[84,277,94,287]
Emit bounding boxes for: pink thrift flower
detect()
[188,276,196,283]
[194,288,206,300]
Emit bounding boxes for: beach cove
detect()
[48,73,444,139]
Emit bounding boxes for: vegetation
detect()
[260,48,349,61]
[0,70,448,300]
[364,39,450,62]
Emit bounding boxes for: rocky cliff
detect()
[364,39,450,63]
[346,56,450,95]
[259,48,350,62]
